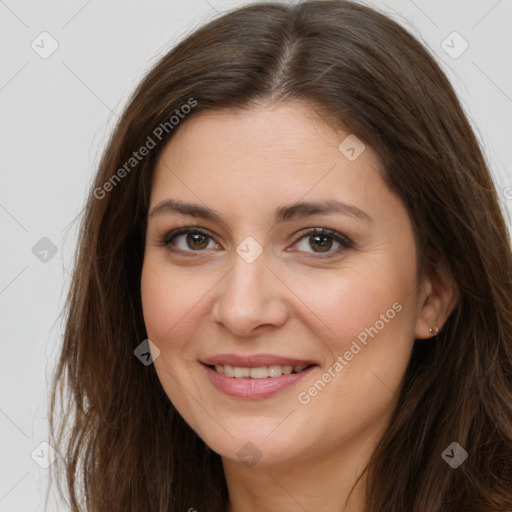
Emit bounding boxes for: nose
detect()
[211,251,289,337]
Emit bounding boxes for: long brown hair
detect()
[48,1,512,510]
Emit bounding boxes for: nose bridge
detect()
[212,247,288,335]
[230,252,266,296]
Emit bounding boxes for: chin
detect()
[195,418,308,468]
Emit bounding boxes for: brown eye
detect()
[184,233,210,250]
[308,234,333,253]
[293,228,353,257]
[162,228,219,254]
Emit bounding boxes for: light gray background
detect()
[1,0,511,510]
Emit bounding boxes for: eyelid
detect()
[161,226,213,246]
[159,226,219,257]
[293,227,353,246]
[290,227,354,257]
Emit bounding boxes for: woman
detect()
[49,1,512,511]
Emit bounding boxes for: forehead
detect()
[151,102,383,204]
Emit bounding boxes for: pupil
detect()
[187,233,208,250]
[311,235,332,252]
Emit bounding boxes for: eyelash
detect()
[158,227,354,259]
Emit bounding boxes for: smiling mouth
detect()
[206,363,315,378]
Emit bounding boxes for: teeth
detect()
[268,365,281,377]
[250,367,268,379]
[234,367,250,378]
[212,363,310,378]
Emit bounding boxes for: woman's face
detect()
[141,101,429,467]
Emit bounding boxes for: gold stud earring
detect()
[428,320,439,337]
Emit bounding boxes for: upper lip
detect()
[201,353,318,368]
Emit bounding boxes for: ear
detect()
[414,261,459,340]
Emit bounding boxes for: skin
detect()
[140,101,458,512]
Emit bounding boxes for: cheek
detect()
[140,264,169,356]
[140,258,206,419]
[298,262,414,352]
[293,261,418,415]
[284,274,415,451]
[141,262,175,341]
[140,256,205,343]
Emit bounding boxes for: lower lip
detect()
[202,363,317,399]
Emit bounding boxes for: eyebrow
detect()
[148,198,372,225]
